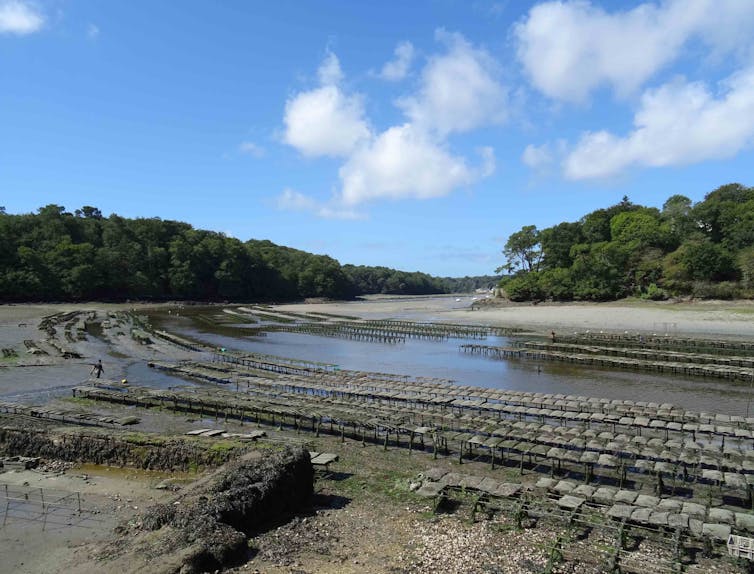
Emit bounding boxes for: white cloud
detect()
[0,0,44,35]
[399,30,506,136]
[477,146,496,178]
[522,143,552,170]
[277,188,317,211]
[283,52,371,158]
[695,2,754,59]
[378,41,414,81]
[87,23,99,39]
[281,35,500,215]
[277,188,365,220]
[238,141,265,158]
[338,124,492,205]
[317,50,343,85]
[563,68,754,179]
[515,0,754,103]
[521,140,568,173]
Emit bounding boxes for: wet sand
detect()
[1,299,753,574]
[3,297,754,343]
[276,296,754,338]
[0,465,186,574]
[2,298,753,398]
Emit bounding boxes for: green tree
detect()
[569,241,629,300]
[499,225,542,273]
[692,183,754,243]
[662,194,693,241]
[538,267,573,300]
[610,209,663,246]
[738,247,754,290]
[500,272,543,301]
[664,241,738,284]
[540,222,583,269]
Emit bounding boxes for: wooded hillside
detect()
[0,205,496,302]
[499,183,754,301]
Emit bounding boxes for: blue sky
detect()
[2,0,754,276]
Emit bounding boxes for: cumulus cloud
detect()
[563,68,754,179]
[281,34,502,213]
[317,50,343,85]
[238,141,265,158]
[0,0,44,35]
[522,143,553,171]
[276,188,365,220]
[399,30,506,136]
[515,0,754,103]
[378,41,415,81]
[521,140,568,173]
[339,124,492,205]
[283,52,371,158]
[277,188,318,211]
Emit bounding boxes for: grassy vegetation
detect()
[208,439,244,453]
[64,396,99,407]
[336,468,419,505]
[122,431,167,446]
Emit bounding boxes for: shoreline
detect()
[1,299,753,574]
[3,296,754,339]
[276,296,754,339]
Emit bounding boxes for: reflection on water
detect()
[125,361,198,390]
[157,313,754,417]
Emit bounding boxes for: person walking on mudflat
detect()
[90,359,104,379]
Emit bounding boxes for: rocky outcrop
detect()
[109,448,313,573]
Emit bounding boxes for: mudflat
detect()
[1,298,753,574]
[277,295,754,338]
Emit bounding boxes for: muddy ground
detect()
[0,300,750,574]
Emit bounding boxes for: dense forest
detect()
[0,205,496,302]
[499,183,754,301]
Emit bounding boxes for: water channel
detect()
[154,309,754,417]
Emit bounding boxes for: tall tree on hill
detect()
[498,225,542,274]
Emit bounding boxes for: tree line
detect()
[499,183,754,301]
[0,205,496,302]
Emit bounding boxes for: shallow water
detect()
[159,313,754,417]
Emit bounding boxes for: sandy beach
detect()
[276,296,754,339]
[2,296,753,342]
